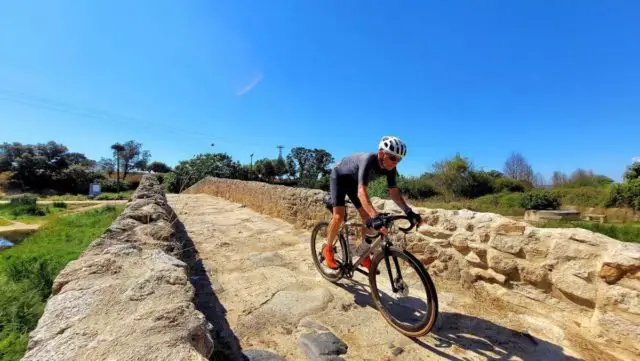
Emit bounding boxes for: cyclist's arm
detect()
[389,187,410,212]
[387,169,411,213]
[357,184,378,217]
[357,157,379,218]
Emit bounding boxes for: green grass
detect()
[550,186,611,208]
[573,221,640,243]
[41,191,132,202]
[0,203,63,223]
[0,218,11,226]
[533,220,640,243]
[413,193,526,216]
[0,205,124,361]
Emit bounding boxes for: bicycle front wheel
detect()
[369,247,439,337]
[310,221,348,282]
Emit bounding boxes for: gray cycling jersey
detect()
[332,152,397,188]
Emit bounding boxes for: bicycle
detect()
[310,197,439,337]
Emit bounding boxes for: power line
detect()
[0,88,289,151]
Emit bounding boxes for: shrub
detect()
[551,186,610,207]
[493,177,527,193]
[99,179,134,192]
[607,179,640,210]
[52,201,67,209]
[9,195,38,207]
[398,176,438,199]
[519,190,561,210]
[5,195,47,217]
[367,177,388,199]
[474,193,524,210]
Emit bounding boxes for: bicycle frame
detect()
[339,222,406,292]
[322,202,411,290]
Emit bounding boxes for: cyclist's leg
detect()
[345,187,373,270]
[323,171,346,269]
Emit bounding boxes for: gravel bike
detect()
[310,198,439,337]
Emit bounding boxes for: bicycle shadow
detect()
[174,218,249,361]
[334,279,583,361]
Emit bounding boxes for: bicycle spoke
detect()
[370,248,438,335]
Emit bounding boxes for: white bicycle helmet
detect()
[379,136,407,158]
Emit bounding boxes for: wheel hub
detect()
[394,277,409,297]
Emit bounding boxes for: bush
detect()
[99,179,135,192]
[95,192,130,201]
[398,176,438,199]
[551,186,610,207]
[5,195,47,217]
[519,190,561,210]
[494,177,527,193]
[367,177,388,199]
[474,193,524,211]
[52,201,67,209]
[607,179,640,210]
[9,195,38,207]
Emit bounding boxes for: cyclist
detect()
[323,136,422,270]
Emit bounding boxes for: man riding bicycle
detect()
[323,135,422,271]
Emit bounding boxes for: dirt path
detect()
[0,200,128,205]
[168,194,585,361]
[0,201,127,233]
[0,220,39,233]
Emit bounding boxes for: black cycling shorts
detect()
[329,168,362,209]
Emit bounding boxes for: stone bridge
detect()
[21,175,640,361]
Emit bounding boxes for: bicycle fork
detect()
[382,245,405,293]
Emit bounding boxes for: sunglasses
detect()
[387,154,401,162]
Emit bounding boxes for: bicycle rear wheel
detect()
[369,247,439,337]
[310,221,348,282]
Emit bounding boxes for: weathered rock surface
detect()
[187,177,640,360]
[22,175,214,361]
[298,332,348,361]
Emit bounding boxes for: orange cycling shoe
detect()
[322,244,339,270]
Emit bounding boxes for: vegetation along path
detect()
[168,193,587,361]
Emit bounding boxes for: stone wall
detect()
[22,175,214,361]
[187,177,640,361]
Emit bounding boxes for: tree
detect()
[503,152,534,183]
[115,141,151,179]
[111,143,125,191]
[286,154,297,179]
[274,156,287,179]
[134,156,150,173]
[0,141,99,192]
[286,147,334,187]
[568,168,613,187]
[312,149,334,178]
[534,172,547,187]
[0,142,25,172]
[289,147,315,179]
[430,154,496,198]
[36,141,69,174]
[254,159,276,181]
[97,157,116,177]
[166,153,242,193]
[65,152,95,168]
[149,161,172,173]
[623,162,640,182]
[551,171,568,187]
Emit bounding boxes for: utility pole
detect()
[277,145,284,159]
[250,153,254,179]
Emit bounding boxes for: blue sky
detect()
[1,1,639,182]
